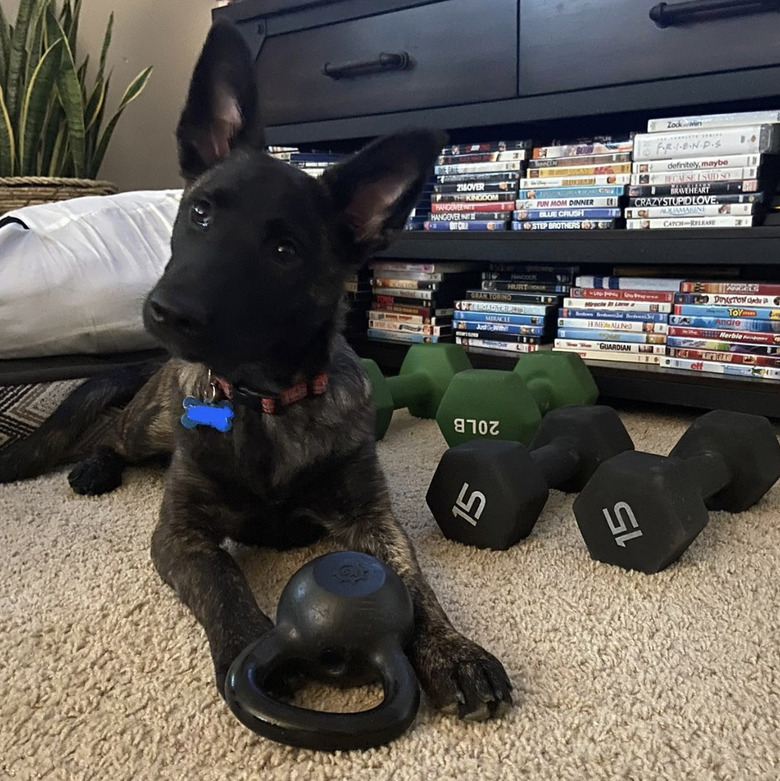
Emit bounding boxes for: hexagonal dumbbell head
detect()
[512,352,598,414]
[572,450,711,574]
[435,368,543,448]
[528,405,635,493]
[426,440,548,550]
[389,343,472,419]
[669,410,780,513]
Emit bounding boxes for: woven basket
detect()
[0,176,118,215]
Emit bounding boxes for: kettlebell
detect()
[225,550,420,751]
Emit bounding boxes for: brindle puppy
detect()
[0,21,512,722]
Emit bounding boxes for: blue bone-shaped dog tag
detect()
[180,396,234,432]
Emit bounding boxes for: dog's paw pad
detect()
[419,639,513,721]
[68,449,124,495]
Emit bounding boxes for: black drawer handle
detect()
[650,0,780,27]
[322,52,411,80]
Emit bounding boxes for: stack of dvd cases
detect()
[343,267,373,342]
[512,138,633,231]
[267,147,347,178]
[366,260,482,345]
[663,281,780,379]
[423,141,532,232]
[627,111,780,229]
[452,263,575,357]
[553,275,674,364]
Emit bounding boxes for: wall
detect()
[3,0,215,190]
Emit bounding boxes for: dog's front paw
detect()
[68,447,125,495]
[414,634,513,721]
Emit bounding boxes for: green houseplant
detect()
[0,0,152,212]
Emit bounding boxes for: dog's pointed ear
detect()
[176,21,264,183]
[320,129,448,258]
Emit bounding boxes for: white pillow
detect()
[0,189,182,359]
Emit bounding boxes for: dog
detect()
[0,20,512,722]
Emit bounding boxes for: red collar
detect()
[210,372,328,414]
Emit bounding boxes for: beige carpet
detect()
[1,404,779,781]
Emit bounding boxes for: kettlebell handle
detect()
[225,631,420,751]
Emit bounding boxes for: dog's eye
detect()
[276,240,298,260]
[190,200,213,230]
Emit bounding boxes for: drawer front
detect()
[256,0,517,125]
[519,0,780,94]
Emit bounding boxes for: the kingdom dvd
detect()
[518,185,626,199]
[560,308,669,323]
[629,193,763,207]
[668,327,780,345]
[512,220,616,231]
[630,167,760,186]
[628,181,760,197]
[519,174,630,188]
[528,152,632,169]
[662,356,780,380]
[669,315,780,332]
[632,125,780,160]
[625,204,755,219]
[433,181,519,194]
[632,154,761,173]
[513,208,621,220]
[529,164,632,178]
[532,140,634,159]
[423,220,509,231]
[516,197,621,209]
[431,192,516,203]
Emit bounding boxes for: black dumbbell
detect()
[225,551,419,751]
[426,405,634,550]
[573,409,780,574]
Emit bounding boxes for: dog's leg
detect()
[332,495,513,722]
[150,468,274,696]
[68,368,176,495]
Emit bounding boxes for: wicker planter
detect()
[0,176,118,216]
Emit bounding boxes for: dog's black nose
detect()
[146,290,208,336]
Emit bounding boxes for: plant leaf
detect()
[89,66,151,178]
[97,11,112,84]
[7,0,49,123]
[0,4,11,92]
[19,36,62,174]
[46,9,85,177]
[0,82,16,175]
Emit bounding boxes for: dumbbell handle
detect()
[386,371,428,410]
[680,451,732,503]
[523,377,552,415]
[530,437,582,489]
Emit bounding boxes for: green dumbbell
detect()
[362,343,473,439]
[435,351,599,447]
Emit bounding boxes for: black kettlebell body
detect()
[225,551,420,751]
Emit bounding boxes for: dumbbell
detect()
[435,351,599,448]
[362,343,472,439]
[426,405,633,550]
[573,409,780,574]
